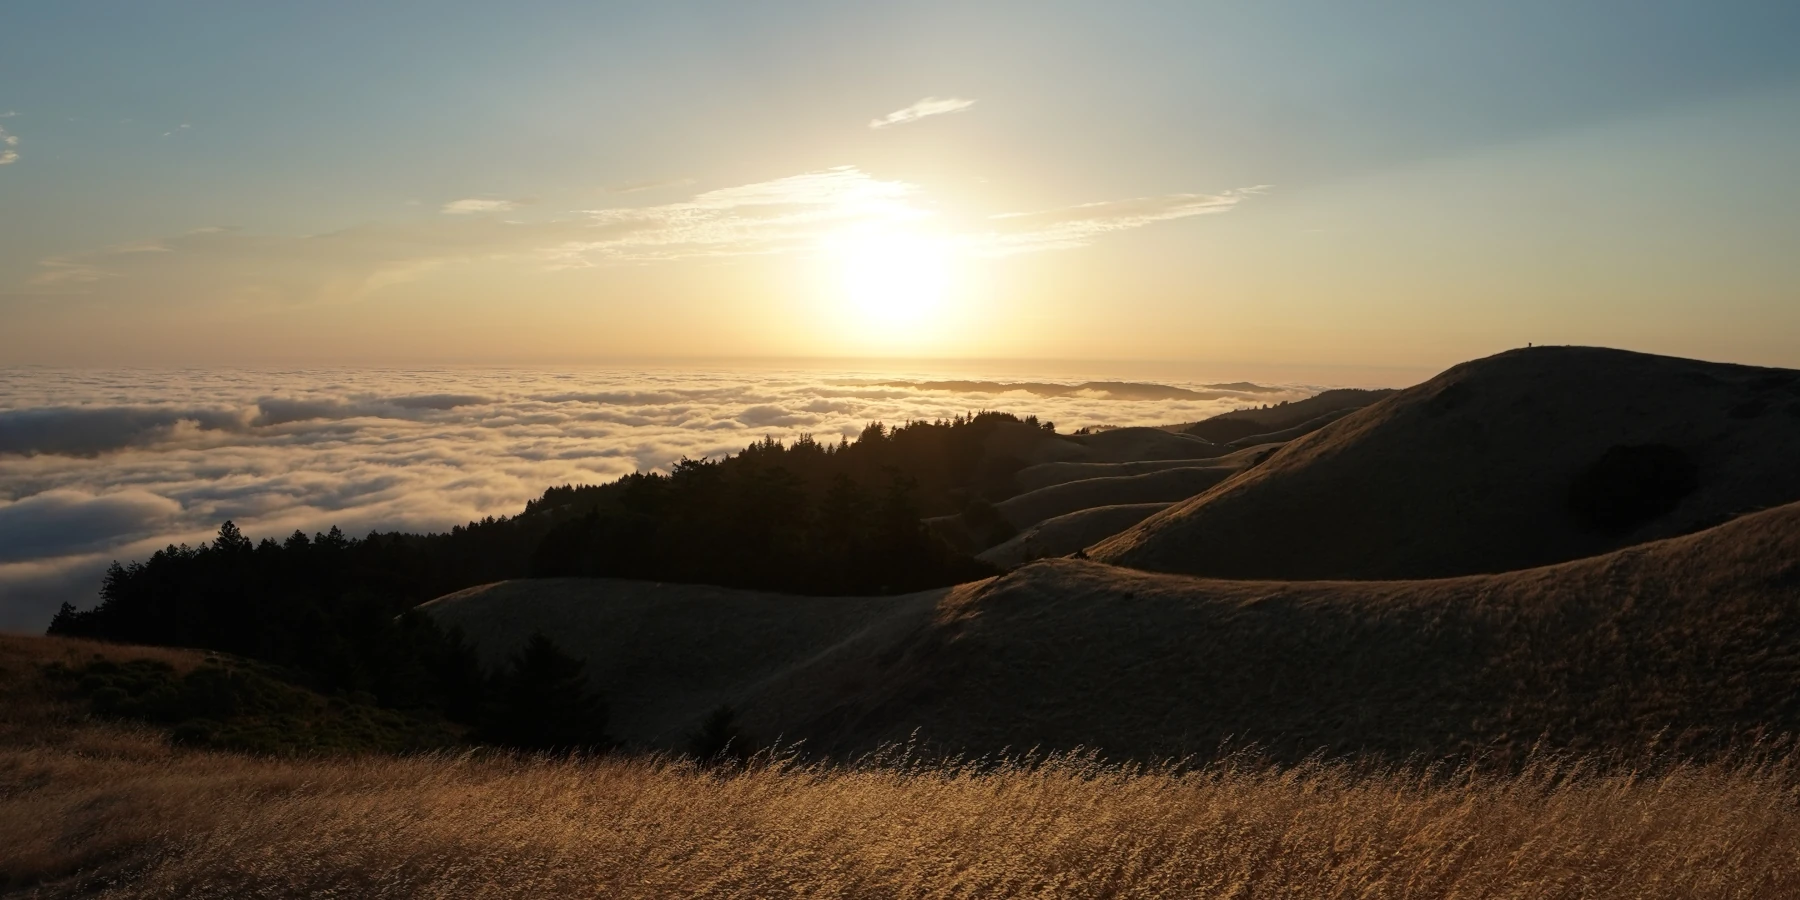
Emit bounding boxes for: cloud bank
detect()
[0,366,1309,629]
[870,97,977,129]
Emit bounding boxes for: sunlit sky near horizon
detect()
[3,1,1800,370]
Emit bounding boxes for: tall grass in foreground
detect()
[4,734,1798,899]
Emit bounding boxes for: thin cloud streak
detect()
[442,198,522,215]
[563,167,925,263]
[610,177,697,194]
[974,186,1272,255]
[869,97,977,129]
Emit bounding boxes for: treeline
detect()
[48,411,1051,749]
[529,446,993,594]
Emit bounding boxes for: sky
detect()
[3,1,1800,370]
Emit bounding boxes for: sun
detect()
[826,227,955,332]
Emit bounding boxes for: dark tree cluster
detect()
[47,526,608,752]
[529,459,991,594]
[525,412,1034,593]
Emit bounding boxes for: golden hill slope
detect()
[1093,346,1800,579]
[427,498,1800,765]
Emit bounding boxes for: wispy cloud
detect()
[441,198,523,215]
[562,167,924,263]
[16,169,1266,302]
[869,97,976,129]
[974,186,1271,255]
[159,123,191,138]
[610,177,696,194]
[0,123,18,165]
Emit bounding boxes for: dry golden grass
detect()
[4,633,1799,897]
[5,739,1798,898]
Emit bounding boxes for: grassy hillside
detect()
[425,498,1800,765]
[978,502,1173,568]
[0,635,459,757]
[1097,346,1800,579]
[993,465,1236,529]
[3,651,1796,898]
[1181,388,1397,443]
[421,580,948,746]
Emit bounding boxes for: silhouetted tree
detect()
[478,633,609,753]
[686,704,752,766]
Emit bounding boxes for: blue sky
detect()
[4,1,1798,368]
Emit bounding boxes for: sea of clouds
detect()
[0,366,1309,628]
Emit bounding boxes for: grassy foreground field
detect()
[8,735,1799,898]
[5,641,1800,898]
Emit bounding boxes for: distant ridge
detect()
[1181,388,1397,443]
[1096,346,1800,580]
[876,380,1288,401]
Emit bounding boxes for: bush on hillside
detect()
[476,633,610,753]
[46,656,459,755]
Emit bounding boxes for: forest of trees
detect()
[47,411,1054,750]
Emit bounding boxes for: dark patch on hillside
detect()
[1568,444,1699,533]
[46,656,459,755]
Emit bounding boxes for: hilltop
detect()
[1094,346,1800,579]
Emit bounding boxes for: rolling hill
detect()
[423,497,1800,765]
[977,502,1174,568]
[993,466,1237,530]
[1093,346,1800,579]
[1181,388,1397,443]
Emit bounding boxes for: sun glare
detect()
[827,228,955,334]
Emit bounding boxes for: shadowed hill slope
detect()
[1219,406,1360,449]
[978,503,1173,569]
[420,580,947,746]
[994,466,1236,530]
[426,500,1800,765]
[1060,426,1222,462]
[1182,388,1397,443]
[980,423,1223,471]
[1094,346,1800,580]
[1013,446,1270,493]
[769,499,1800,764]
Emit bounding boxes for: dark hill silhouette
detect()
[1094,347,1800,579]
[977,502,1173,568]
[1014,458,1236,493]
[1182,388,1397,444]
[876,380,1286,400]
[425,498,1800,765]
[993,466,1236,530]
[1218,406,1360,449]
